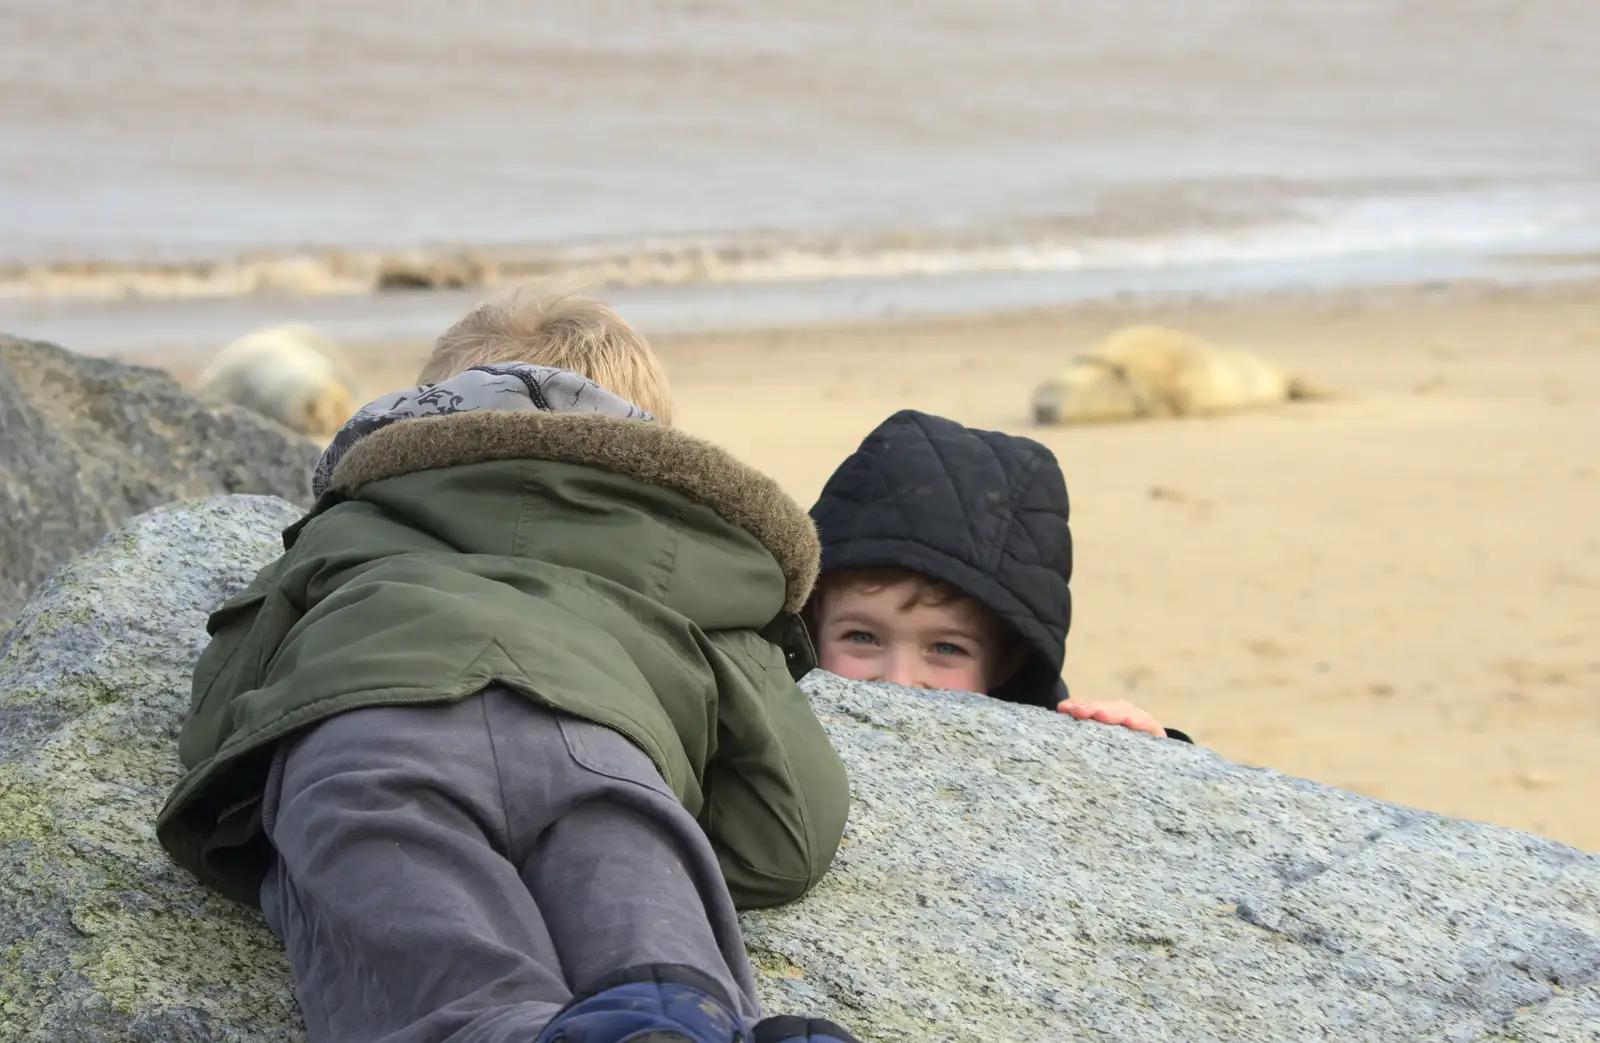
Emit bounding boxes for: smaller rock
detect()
[0,334,320,628]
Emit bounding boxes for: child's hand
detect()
[1056,698,1167,737]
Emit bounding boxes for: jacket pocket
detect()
[187,591,268,707]
[179,585,286,771]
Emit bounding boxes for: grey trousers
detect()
[258,686,761,1043]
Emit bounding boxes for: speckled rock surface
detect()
[2,495,1597,1042]
[0,334,319,633]
[0,496,305,1042]
[755,674,1600,1042]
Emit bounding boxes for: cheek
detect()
[934,658,991,695]
[817,640,878,680]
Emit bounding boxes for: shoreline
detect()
[8,242,1600,364]
[113,277,1600,853]
[125,272,1599,385]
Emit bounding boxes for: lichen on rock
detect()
[0,496,306,1043]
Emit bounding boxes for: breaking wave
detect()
[2,191,1593,305]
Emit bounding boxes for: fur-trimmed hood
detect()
[321,380,819,613]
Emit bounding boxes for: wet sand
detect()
[130,279,1600,852]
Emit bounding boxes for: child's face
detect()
[813,580,1001,695]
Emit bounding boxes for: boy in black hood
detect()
[808,409,1190,743]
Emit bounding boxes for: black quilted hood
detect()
[808,410,1072,708]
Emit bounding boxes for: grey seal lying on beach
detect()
[1031,325,1331,426]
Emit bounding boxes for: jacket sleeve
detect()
[698,631,850,910]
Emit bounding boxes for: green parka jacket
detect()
[155,409,849,910]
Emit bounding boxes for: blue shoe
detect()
[536,964,749,1043]
[751,1016,862,1043]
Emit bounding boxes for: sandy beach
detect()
[130,279,1600,852]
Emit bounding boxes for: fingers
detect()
[1055,699,1167,737]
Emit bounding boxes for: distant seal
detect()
[197,324,364,438]
[1031,326,1331,426]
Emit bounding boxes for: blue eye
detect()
[932,642,968,657]
[842,630,878,646]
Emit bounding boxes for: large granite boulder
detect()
[0,334,320,633]
[2,497,1596,1042]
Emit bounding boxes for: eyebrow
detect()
[825,613,882,630]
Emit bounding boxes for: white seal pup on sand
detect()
[1031,325,1331,426]
[198,323,364,438]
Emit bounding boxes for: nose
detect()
[881,654,927,690]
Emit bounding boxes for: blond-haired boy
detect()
[159,287,862,1043]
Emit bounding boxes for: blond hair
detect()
[418,284,673,423]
